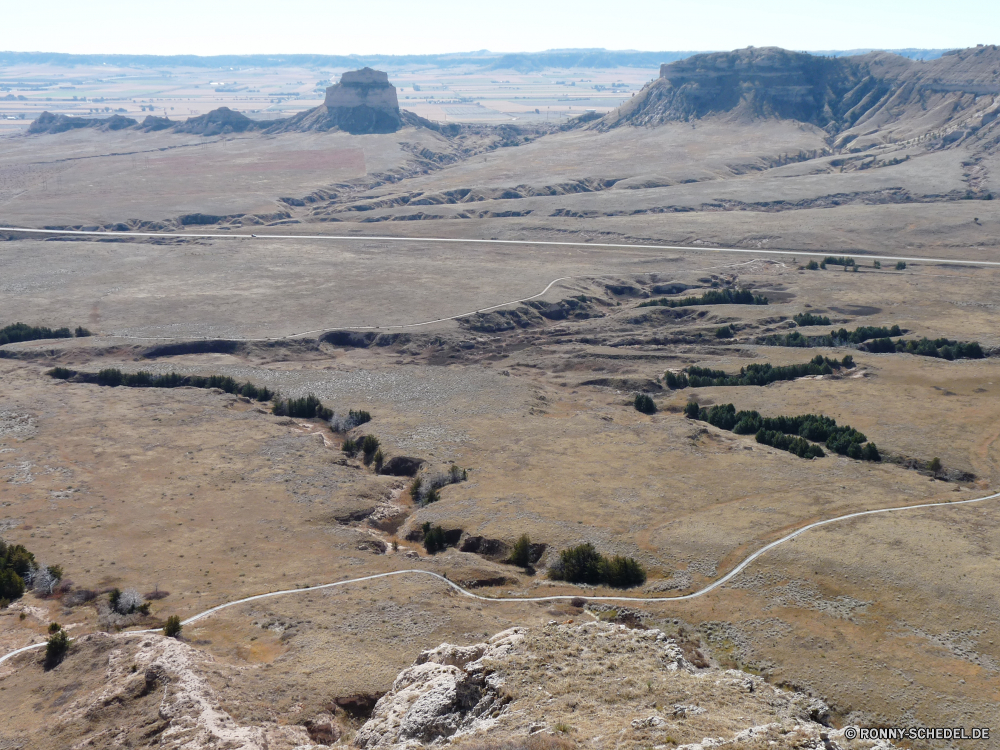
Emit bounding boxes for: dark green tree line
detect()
[637,288,768,309]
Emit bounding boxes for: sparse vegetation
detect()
[861,337,984,359]
[360,435,381,464]
[758,324,903,347]
[422,523,448,554]
[49,366,75,379]
[164,615,183,638]
[665,355,854,389]
[548,543,647,589]
[508,534,532,568]
[412,465,468,505]
[633,393,656,414]
[637,288,768,308]
[0,539,52,603]
[330,409,372,432]
[51,367,277,401]
[686,401,881,461]
[0,322,91,346]
[272,394,333,420]
[792,312,831,326]
[44,627,70,669]
[109,587,150,616]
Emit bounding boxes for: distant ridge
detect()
[0,48,950,72]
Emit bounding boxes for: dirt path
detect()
[5,486,999,667]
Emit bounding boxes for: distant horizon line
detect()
[0,45,962,61]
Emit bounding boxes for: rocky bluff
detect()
[320,67,402,134]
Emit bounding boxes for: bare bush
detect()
[113,587,146,615]
[63,588,97,607]
[30,564,62,596]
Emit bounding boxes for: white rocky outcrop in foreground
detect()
[354,621,897,750]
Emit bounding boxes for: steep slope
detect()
[596,45,1000,150]
[597,47,910,131]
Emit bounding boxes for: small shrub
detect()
[549,543,646,589]
[896,261,907,270]
[409,477,423,501]
[342,437,358,457]
[373,449,385,473]
[164,615,183,638]
[805,260,819,270]
[74,326,92,337]
[48,621,61,634]
[664,370,689,389]
[633,393,656,414]
[110,587,146,615]
[360,435,380,465]
[508,534,532,568]
[715,324,734,339]
[792,312,831,327]
[48,367,76,379]
[44,628,70,669]
[928,456,942,474]
[873,260,882,269]
[423,523,447,554]
[683,401,700,419]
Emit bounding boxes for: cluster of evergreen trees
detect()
[666,354,855,389]
[861,337,984,360]
[342,434,381,466]
[792,312,831,326]
[271,394,333,420]
[637,288,769,309]
[0,323,91,346]
[758,325,903,348]
[633,393,656,413]
[51,367,278,401]
[548,543,647,589]
[421,522,450,554]
[757,325,984,360]
[684,401,880,462]
[0,539,38,604]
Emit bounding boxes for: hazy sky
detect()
[5,0,996,56]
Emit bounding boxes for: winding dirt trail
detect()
[4,487,999,667]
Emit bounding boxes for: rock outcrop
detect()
[354,621,897,750]
[172,106,266,136]
[354,628,523,748]
[28,111,137,134]
[268,67,405,135]
[595,45,1000,147]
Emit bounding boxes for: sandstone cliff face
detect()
[596,45,1000,149]
[325,67,400,111]
[268,67,405,135]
